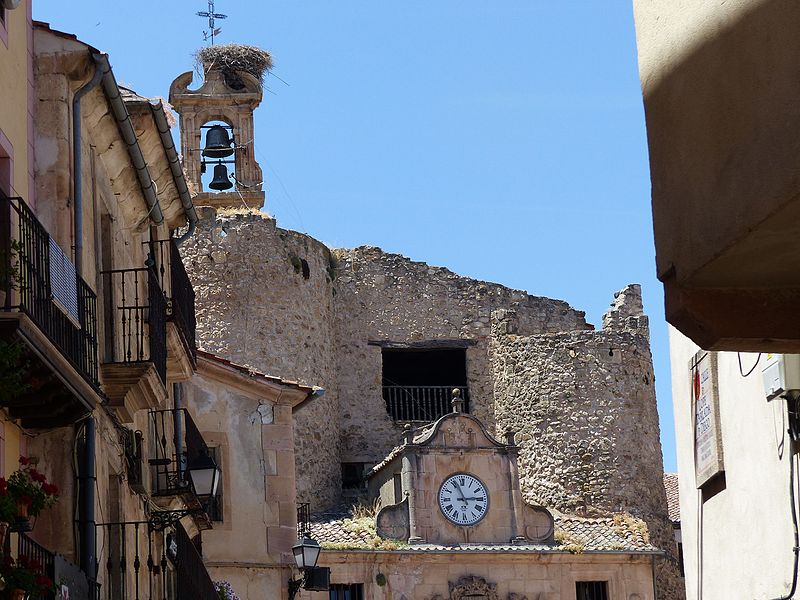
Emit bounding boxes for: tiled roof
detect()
[119,86,151,104]
[309,506,660,554]
[664,472,680,524]
[197,350,315,393]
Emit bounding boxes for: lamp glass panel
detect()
[190,465,220,497]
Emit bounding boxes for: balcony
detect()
[148,408,213,529]
[100,266,168,422]
[0,194,99,428]
[146,238,197,381]
[3,532,100,600]
[383,385,470,422]
[98,520,216,600]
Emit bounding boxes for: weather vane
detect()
[197,0,227,45]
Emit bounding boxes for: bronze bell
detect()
[202,125,234,158]
[208,163,233,191]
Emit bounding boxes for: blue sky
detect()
[33,1,678,471]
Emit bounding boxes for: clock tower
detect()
[369,390,554,545]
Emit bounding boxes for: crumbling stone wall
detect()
[490,285,683,600]
[180,208,341,508]
[181,213,680,600]
[331,246,592,464]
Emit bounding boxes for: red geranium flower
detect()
[18,495,32,506]
[35,574,52,588]
[42,483,58,496]
[18,456,28,465]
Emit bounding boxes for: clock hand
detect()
[456,484,468,504]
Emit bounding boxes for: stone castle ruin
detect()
[171,45,683,599]
[179,209,682,599]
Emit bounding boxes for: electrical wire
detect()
[771,450,799,600]
[738,352,762,377]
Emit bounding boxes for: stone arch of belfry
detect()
[169,66,265,210]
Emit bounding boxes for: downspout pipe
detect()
[71,58,104,273]
[92,53,164,225]
[150,102,198,244]
[78,417,97,580]
[174,383,186,480]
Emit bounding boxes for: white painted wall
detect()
[671,327,798,599]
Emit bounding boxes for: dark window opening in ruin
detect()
[330,583,364,600]
[381,347,469,422]
[576,581,609,600]
[341,462,370,491]
[301,258,310,279]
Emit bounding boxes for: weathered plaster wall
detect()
[180,209,340,509]
[490,285,682,600]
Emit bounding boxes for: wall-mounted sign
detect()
[691,352,724,488]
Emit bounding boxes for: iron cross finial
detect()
[197,0,227,45]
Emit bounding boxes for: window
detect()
[576,581,609,600]
[381,347,469,422]
[329,584,364,600]
[341,462,370,491]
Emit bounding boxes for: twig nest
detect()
[195,44,273,89]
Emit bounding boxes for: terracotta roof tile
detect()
[308,506,660,554]
[664,472,680,524]
[197,349,315,393]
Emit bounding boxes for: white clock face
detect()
[438,473,489,526]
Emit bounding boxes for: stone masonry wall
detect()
[490,285,683,600]
[331,245,592,464]
[181,210,680,600]
[180,208,341,509]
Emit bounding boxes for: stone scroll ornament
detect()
[426,577,533,600]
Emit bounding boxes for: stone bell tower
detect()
[169,45,268,209]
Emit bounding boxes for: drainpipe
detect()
[150,102,198,244]
[92,53,164,225]
[78,417,96,580]
[71,59,104,273]
[174,383,186,480]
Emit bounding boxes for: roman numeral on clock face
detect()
[439,473,488,526]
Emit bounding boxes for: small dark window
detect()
[341,463,370,490]
[206,446,224,522]
[678,540,685,577]
[576,581,609,600]
[330,584,364,600]
[381,347,469,422]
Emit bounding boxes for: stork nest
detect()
[195,44,273,88]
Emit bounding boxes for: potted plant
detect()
[7,457,59,532]
[214,580,241,600]
[0,554,55,599]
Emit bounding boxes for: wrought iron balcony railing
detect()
[102,266,167,385]
[5,532,100,600]
[124,428,145,494]
[149,408,210,498]
[382,385,470,422]
[98,520,215,600]
[174,521,217,600]
[146,238,197,362]
[0,194,99,385]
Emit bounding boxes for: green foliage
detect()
[6,457,59,518]
[0,554,56,595]
[0,340,30,400]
